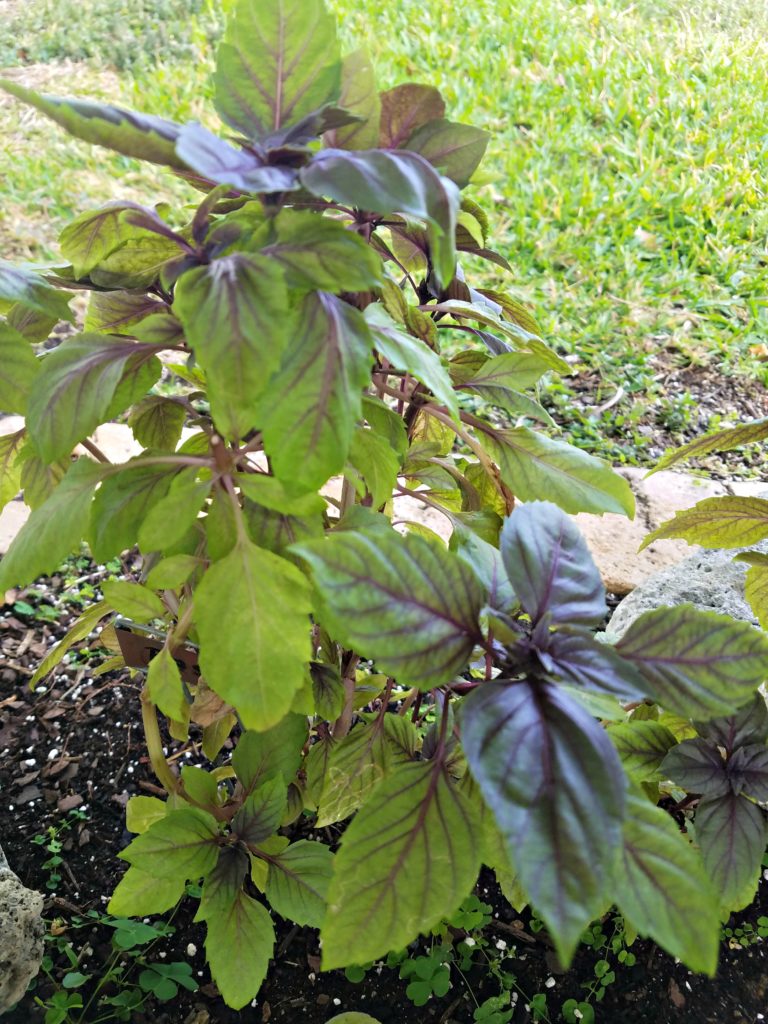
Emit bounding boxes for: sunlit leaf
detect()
[479,427,635,517]
[301,149,458,288]
[213,0,341,139]
[641,497,768,550]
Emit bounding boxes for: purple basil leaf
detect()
[265,103,363,149]
[695,693,768,755]
[300,148,458,288]
[695,793,767,911]
[660,738,730,797]
[176,123,300,195]
[120,208,192,251]
[475,330,512,355]
[543,627,647,700]
[727,744,768,801]
[500,501,606,627]
[461,679,625,964]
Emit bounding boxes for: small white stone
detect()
[47,749,59,761]
[332,998,341,1006]
[464,937,476,947]
[574,1011,583,1021]
[545,977,556,989]
[186,943,197,957]
[495,939,507,950]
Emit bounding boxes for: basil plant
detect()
[1,0,767,1010]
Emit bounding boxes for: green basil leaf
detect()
[320,760,480,969]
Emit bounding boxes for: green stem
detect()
[140,690,181,796]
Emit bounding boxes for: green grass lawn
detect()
[1,0,768,463]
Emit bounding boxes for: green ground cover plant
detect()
[2,0,768,1014]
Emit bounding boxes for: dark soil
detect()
[2,568,767,1024]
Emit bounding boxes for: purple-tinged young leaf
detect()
[300,148,458,288]
[379,84,445,149]
[266,104,363,149]
[213,0,342,140]
[196,847,249,924]
[175,124,300,194]
[293,529,484,690]
[696,793,767,912]
[543,628,647,699]
[500,502,606,626]
[615,604,768,719]
[727,744,768,801]
[461,680,626,965]
[0,79,185,167]
[231,776,287,844]
[696,694,768,755]
[659,738,730,797]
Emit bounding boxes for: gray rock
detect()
[607,545,764,639]
[0,847,45,1015]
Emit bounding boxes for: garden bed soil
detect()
[1,571,767,1024]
